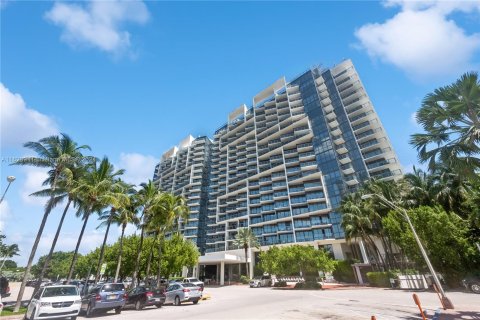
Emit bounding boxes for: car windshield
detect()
[188,278,199,282]
[101,284,125,292]
[42,287,78,297]
[182,283,197,287]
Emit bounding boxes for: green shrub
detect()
[294,281,321,290]
[366,271,395,287]
[240,275,250,284]
[332,260,356,283]
[273,281,287,287]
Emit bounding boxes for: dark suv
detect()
[0,277,10,297]
[462,276,480,294]
[80,283,126,317]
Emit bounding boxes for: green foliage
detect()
[31,251,76,280]
[366,271,394,287]
[160,233,199,278]
[259,245,336,282]
[332,260,356,283]
[382,206,480,284]
[294,281,322,290]
[3,260,17,269]
[239,275,250,284]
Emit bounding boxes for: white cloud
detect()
[117,152,158,186]
[355,1,480,80]
[20,167,49,207]
[0,200,11,231]
[0,83,58,148]
[45,0,149,56]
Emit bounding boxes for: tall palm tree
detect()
[132,180,162,287]
[94,180,130,283]
[233,228,259,278]
[11,133,90,312]
[147,192,189,287]
[111,197,140,283]
[31,161,89,293]
[0,243,19,271]
[66,157,125,282]
[410,71,480,177]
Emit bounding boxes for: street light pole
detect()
[0,176,16,204]
[362,193,454,310]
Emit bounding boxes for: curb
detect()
[201,293,211,300]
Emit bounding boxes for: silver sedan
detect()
[165,283,203,306]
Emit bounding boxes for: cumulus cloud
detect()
[355,1,480,80]
[117,152,158,186]
[20,167,49,207]
[0,200,11,231]
[45,0,149,56]
[0,83,58,148]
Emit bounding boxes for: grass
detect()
[1,306,27,317]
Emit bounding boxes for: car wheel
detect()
[471,283,480,294]
[192,300,199,305]
[155,304,162,308]
[85,304,94,318]
[115,307,122,314]
[174,296,181,306]
[135,300,144,310]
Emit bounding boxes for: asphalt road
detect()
[5,283,479,319]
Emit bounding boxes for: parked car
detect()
[249,275,272,288]
[124,286,166,310]
[182,277,204,289]
[0,277,10,297]
[462,276,480,294]
[80,283,126,317]
[24,285,81,320]
[165,283,202,306]
[0,294,4,315]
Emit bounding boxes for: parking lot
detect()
[4,283,479,319]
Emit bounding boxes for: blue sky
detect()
[1,1,479,265]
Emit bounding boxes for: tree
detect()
[94,180,131,283]
[410,72,480,177]
[0,243,19,271]
[259,245,336,282]
[233,228,259,278]
[31,251,76,280]
[110,195,140,283]
[382,206,480,284]
[12,133,90,312]
[149,192,189,287]
[67,157,125,282]
[160,233,199,279]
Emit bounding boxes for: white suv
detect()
[25,285,81,320]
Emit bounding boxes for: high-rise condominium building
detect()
[153,59,402,283]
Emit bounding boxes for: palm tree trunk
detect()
[95,217,112,283]
[67,212,91,282]
[244,245,249,278]
[13,176,58,312]
[365,234,387,270]
[132,223,145,288]
[145,240,154,281]
[34,198,72,293]
[114,225,126,283]
[156,236,163,288]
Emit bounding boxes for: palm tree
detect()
[66,157,125,282]
[233,228,259,278]
[147,192,189,287]
[111,196,140,283]
[132,180,162,287]
[31,161,89,293]
[0,243,19,271]
[11,133,90,312]
[410,71,480,177]
[94,180,130,283]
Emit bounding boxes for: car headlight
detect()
[40,302,51,307]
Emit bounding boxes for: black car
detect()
[0,277,10,297]
[462,276,480,294]
[124,286,166,310]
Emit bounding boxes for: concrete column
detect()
[332,243,345,260]
[220,261,225,286]
[359,240,369,264]
[249,249,254,279]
